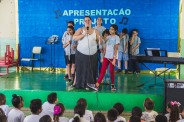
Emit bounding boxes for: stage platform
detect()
[0,70,180,112]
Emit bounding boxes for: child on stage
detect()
[88,24,120,91]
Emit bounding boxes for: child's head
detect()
[155,115,167,122]
[109,24,118,35]
[129,116,141,122]
[94,112,106,122]
[132,29,138,36]
[107,108,118,122]
[77,98,87,109]
[67,21,74,27]
[0,93,6,105]
[47,92,58,104]
[144,98,154,111]
[73,104,85,122]
[39,115,52,122]
[96,17,103,26]
[122,28,128,35]
[167,101,180,122]
[67,26,75,35]
[113,102,124,115]
[102,29,110,38]
[30,99,42,114]
[131,106,142,117]
[53,103,65,122]
[12,94,24,109]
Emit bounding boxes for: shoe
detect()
[111,84,116,91]
[87,83,98,91]
[117,69,122,73]
[64,74,68,79]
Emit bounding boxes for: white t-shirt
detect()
[94,26,106,35]
[0,104,10,116]
[105,35,120,59]
[40,101,55,117]
[23,114,41,122]
[114,115,126,122]
[83,110,94,122]
[141,110,158,122]
[69,117,90,122]
[8,108,25,122]
[59,116,69,122]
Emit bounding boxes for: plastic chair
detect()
[21,46,42,71]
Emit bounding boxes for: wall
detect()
[18,0,179,69]
[180,0,184,78]
[0,0,17,56]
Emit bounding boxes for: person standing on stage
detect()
[94,17,106,77]
[117,28,129,74]
[89,24,120,91]
[73,16,101,89]
[62,21,75,79]
[62,26,77,82]
[129,29,141,74]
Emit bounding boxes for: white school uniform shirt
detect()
[59,116,70,122]
[40,101,55,117]
[94,26,106,36]
[118,34,129,52]
[69,117,90,122]
[23,114,41,122]
[141,110,158,122]
[83,110,94,122]
[114,115,126,122]
[0,104,10,116]
[105,35,120,59]
[8,108,25,122]
[130,36,141,55]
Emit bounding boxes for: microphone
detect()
[87,27,89,30]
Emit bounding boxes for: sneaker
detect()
[68,78,72,82]
[117,69,122,73]
[64,74,68,79]
[111,85,117,91]
[87,83,98,91]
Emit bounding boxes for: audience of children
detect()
[23,99,42,122]
[40,92,58,117]
[0,93,10,116]
[141,98,158,122]
[8,94,25,122]
[113,102,126,122]
[53,103,69,122]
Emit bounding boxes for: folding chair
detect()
[21,46,42,71]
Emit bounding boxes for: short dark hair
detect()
[94,112,106,122]
[0,93,6,105]
[102,29,110,37]
[77,98,87,108]
[39,115,52,122]
[30,99,42,114]
[110,24,118,31]
[67,21,74,26]
[132,29,138,33]
[113,103,124,115]
[129,116,141,122]
[144,98,154,110]
[155,115,167,122]
[107,108,118,121]
[47,92,57,104]
[12,94,23,108]
[122,28,128,34]
[131,106,142,117]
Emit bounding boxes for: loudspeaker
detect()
[164,79,184,113]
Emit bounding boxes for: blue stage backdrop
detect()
[19,0,179,69]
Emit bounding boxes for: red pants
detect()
[97,58,114,84]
